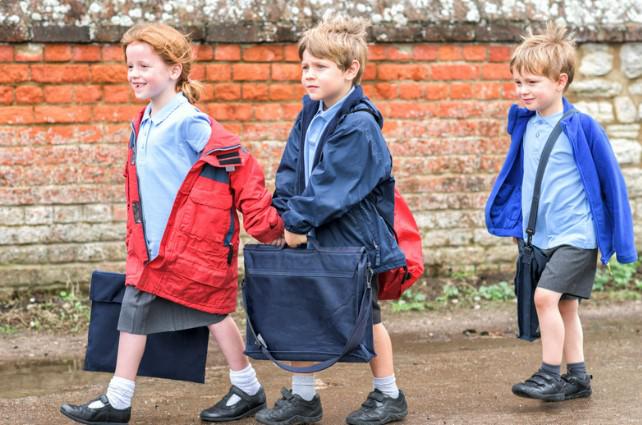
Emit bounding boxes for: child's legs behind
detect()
[208,315,249,371]
[114,332,148,380]
[559,298,584,364]
[370,323,394,378]
[208,315,263,403]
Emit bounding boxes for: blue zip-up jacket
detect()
[485,97,637,265]
[273,85,406,273]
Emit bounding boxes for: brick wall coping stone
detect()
[1,0,641,43]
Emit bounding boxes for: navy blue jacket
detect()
[273,86,406,273]
[486,98,637,265]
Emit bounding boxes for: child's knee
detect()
[534,289,559,310]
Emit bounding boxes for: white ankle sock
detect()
[373,375,399,399]
[103,376,136,409]
[292,374,316,401]
[226,364,261,406]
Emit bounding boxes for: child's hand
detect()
[512,237,518,244]
[269,237,286,248]
[284,229,307,247]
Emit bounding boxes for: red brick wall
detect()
[0,41,540,291]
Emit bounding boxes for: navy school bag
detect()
[242,242,375,373]
[83,271,210,383]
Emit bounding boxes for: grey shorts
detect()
[117,285,227,335]
[537,245,598,300]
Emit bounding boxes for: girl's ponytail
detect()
[178,78,202,104]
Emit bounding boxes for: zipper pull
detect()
[227,245,233,265]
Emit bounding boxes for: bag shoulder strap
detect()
[526,109,576,245]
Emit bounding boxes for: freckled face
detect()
[126,41,181,110]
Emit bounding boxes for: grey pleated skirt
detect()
[117,285,227,335]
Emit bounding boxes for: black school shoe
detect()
[346,389,408,425]
[200,385,267,422]
[561,373,592,400]
[60,394,131,424]
[512,371,565,402]
[255,388,323,425]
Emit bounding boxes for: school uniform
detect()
[121,93,284,333]
[119,93,225,334]
[486,97,637,300]
[273,86,406,323]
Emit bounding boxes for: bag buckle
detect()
[256,333,267,349]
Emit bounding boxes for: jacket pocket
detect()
[172,251,231,288]
[489,183,521,229]
[179,187,233,243]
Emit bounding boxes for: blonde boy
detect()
[257,18,409,425]
[485,23,636,401]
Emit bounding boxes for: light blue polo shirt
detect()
[136,93,211,259]
[521,111,596,249]
[304,87,354,184]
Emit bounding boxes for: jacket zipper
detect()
[223,189,235,264]
[205,145,241,264]
[360,203,381,267]
[130,122,151,262]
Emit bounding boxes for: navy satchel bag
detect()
[242,243,375,373]
[83,271,210,383]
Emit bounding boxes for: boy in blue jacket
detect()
[486,23,637,402]
[255,17,408,425]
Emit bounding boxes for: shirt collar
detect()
[142,92,187,125]
[315,87,355,120]
[534,110,564,127]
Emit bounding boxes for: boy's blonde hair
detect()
[122,23,202,104]
[298,17,369,85]
[510,22,576,90]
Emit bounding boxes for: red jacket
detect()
[124,108,284,314]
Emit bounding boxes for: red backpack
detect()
[378,189,425,300]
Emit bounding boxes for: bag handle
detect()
[525,109,576,246]
[242,271,373,373]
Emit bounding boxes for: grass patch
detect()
[594,259,640,292]
[391,257,642,312]
[0,281,89,333]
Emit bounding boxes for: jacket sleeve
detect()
[282,113,389,234]
[272,113,302,215]
[230,151,284,243]
[589,119,638,263]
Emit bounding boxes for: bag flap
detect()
[90,271,126,303]
[243,244,366,276]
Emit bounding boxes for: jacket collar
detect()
[508,97,576,135]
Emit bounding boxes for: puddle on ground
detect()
[0,358,98,399]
